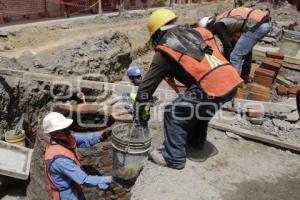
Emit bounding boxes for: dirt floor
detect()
[131,127,300,200]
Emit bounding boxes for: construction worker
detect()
[198,7,272,82]
[134,9,243,169]
[43,112,112,200]
[127,66,143,86]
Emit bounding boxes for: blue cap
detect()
[127,66,142,77]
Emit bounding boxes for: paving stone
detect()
[253,75,274,88]
[246,108,265,118]
[254,67,276,79]
[266,51,285,60]
[247,83,271,95]
[261,58,281,71]
[248,92,271,102]
[276,85,288,96]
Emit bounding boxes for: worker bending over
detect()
[43,112,112,200]
[134,9,243,169]
[198,7,272,82]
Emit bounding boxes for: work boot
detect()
[149,149,185,170]
[149,149,167,167]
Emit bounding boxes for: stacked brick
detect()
[276,85,299,97]
[236,51,285,102]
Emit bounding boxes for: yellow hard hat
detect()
[148,8,177,38]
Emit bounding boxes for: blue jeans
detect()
[162,86,236,167]
[230,22,272,79]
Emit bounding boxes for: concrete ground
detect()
[131,127,300,200]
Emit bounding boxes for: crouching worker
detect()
[134,9,243,169]
[43,112,112,200]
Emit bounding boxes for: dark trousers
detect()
[162,86,236,167]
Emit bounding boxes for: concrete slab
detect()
[0,141,33,180]
[131,128,300,200]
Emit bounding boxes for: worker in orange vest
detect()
[43,112,112,200]
[133,9,243,169]
[198,7,272,82]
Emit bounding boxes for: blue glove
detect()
[98,176,112,190]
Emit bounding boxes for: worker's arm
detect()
[51,157,112,189]
[134,52,171,124]
[73,129,112,148]
[213,22,234,60]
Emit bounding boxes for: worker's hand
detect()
[98,176,112,190]
[134,102,150,127]
[100,128,113,141]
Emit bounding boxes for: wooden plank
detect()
[209,120,300,153]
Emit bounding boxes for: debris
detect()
[276,75,293,87]
[209,120,300,153]
[248,117,265,125]
[286,110,300,123]
[225,131,241,140]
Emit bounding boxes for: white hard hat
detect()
[198,16,213,28]
[43,112,73,134]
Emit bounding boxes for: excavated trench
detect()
[0,29,151,199]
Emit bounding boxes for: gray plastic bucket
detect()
[112,123,151,180]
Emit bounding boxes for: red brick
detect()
[276,85,288,96]
[250,63,260,81]
[253,75,274,88]
[288,85,298,95]
[246,108,264,118]
[247,83,271,95]
[254,67,276,78]
[271,58,284,66]
[261,58,281,71]
[248,92,271,102]
[266,51,285,60]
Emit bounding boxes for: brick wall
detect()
[0,0,46,17]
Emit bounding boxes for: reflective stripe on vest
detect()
[44,136,82,200]
[216,7,269,25]
[157,27,243,97]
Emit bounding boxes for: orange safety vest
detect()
[215,7,269,27]
[44,136,82,200]
[157,27,243,97]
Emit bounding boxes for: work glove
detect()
[98,176,112,190]
[101,128,112,141]
[133,102,150,127]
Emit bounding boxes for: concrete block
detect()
[253,75,273,88]
[254,67,276,78]
[276,85,288,96]
[0,141,33,180]
[288,85,298,95]
[247,83,271,95]
[266,51,285,60]
[248,92,271,102]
